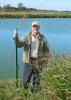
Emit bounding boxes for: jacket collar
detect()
[29,32,41,40]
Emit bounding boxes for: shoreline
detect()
[0,11,71,18]
[0,54,71,99]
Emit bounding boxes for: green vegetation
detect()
[0,3,71,18]
[0,10,71,18]
[0,6,71,18]
[0,53,71,100]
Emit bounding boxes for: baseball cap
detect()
[32,21,40,26]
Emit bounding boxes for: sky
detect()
[0,0,71,11]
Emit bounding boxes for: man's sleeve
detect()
[13,36,28,48]
[43,37,50,64]
[43,37,49,54]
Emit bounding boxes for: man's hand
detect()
[13,28,18,39]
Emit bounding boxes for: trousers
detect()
[23,63,40,91]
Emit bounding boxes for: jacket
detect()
[13,32,49,67]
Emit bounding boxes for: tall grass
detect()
[0,53,71,100]
[0,11,71,18]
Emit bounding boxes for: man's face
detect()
[32,25,40,35]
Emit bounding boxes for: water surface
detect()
[0,18,71,79]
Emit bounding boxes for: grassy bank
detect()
[0,11,71,18]
[0,53,71,100]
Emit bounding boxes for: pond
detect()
[0,18,71,79]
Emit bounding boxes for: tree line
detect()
[0,3,37,11]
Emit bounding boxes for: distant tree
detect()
[18,3,23,9]
[29,8,37,11]
[4,4,11,9]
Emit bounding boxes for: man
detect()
[13,21,49,93]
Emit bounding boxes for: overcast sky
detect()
[0,0,71,11]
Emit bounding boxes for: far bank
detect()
[0,11,71,18]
